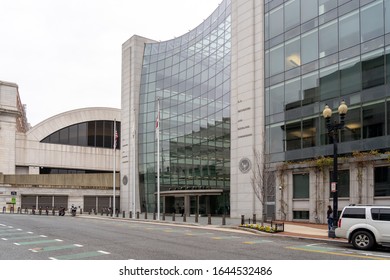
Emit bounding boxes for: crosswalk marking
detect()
[50,250,111,260]
[29,244,84,253]
[14,239,62,246]
[2,235,43,241]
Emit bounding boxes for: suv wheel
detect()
[351,231,375,250]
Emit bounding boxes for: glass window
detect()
[69,125,78,145]
[339,10,360,50]
[386,0,390,33]
[59,127,69,144]
[340,57,361,95]
[362,50,385,89]
[270,44,284,76]
[319,0,337,15]
[371,208,390,221]
[361,0,384,43]
[301,0,318,23]
[363,102,385,139]
[374,166,390,196]
[329,170,350,198]
[301,29,318,64]
[284,0,300,31]
[285,37,301,70]
[286,120,301,150]
[285,78,301,109]
[302,117,317,148]
[302,72,319,105]
[269,83,284,114]
[269,123,285,153]
[341,207,366,219]
[293,173,309,198]
[319,64,339,100]
[269,6,284,38]
[293,211,310,219]
[341,106,361,142]
[319,20,338,58]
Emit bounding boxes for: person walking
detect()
[327,205,334,230]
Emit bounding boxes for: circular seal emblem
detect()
[239,158,251,173]
[122,175,128,185]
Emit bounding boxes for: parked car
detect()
[335,205,390,250]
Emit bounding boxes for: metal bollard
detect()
[222,215,226,225]
[144,212,148,219]
[136,211,140,219]
[195,213,199,223]
[122,211,125,218]
[172,212,175,221]
[208,214,212,225]
[241,215,245,225]
[253,214,256,224]
[183,214,186,222]
[153,212,156,220]
[162,212,165,221]
[129,211,132,219]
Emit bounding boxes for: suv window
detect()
[342,207,366,219]
[371,208,390,221]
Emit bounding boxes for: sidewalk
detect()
[84,212,347,243]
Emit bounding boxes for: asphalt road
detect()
[1,214,390,260]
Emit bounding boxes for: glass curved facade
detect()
[138,0,232,213]
[41,120,120,149]
[265,0,390,162]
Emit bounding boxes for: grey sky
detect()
[0,0,221,126]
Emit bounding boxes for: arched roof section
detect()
[26,107,120,142]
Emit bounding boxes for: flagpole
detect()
[156,98,160,221]
[113,119,116,218]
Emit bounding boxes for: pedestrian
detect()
[327,205,333,230]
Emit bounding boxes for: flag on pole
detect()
[155,99,160,138]
[113,129,118,149]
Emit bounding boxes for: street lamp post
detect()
[322,101,348,237]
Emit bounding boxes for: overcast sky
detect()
[0,0,221,126]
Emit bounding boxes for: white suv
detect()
[335,205,390,250]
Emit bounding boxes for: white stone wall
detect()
[230,0,264,218]
[120,36,156,213]
[0,82,18,174]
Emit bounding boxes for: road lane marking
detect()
[3,235,43,241]
[50,250,111,260]
[14,239,62,246]
[0,232,29,237]
[212,236,241,240]
[242,240,273,244]
[29,244,84,253]
[286,245,389,260]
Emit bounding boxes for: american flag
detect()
[113,130,118,149]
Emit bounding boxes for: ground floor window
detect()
[374,166,390,196]
[293,173,309,198]
[329,170,350,197]
[293,210,309,219]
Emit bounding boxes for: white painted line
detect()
[14,243,20,246]
[40,235,47,237]
[17,229,22,231]
[98,250,111,255]
[2,238,8,241]
[74,244,84,247]
[8,226,13,228]
[49,257,57,260]
[27,232,34,234]
[55,239,63,242]
[0,224,6,227]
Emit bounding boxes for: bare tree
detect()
[251,148,275,222]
